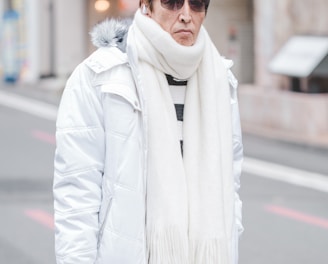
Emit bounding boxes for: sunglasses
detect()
[160,0,208,12]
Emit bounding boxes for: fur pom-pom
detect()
[90,18,132,52]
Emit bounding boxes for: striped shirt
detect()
[166,74,187,155]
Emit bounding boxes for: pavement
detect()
[239,84,328,150]
[0,78,65,105]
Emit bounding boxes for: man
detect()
[53,0,243,263]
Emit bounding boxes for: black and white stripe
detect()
[166,74,187,156]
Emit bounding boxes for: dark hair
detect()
[140,0,210,13]
[139,0,154,11]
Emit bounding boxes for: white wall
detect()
[54,0,87,78]
[0,0,5,76]
[253,0,275,88]
[39,0,52,77]
[205,0,254,84]
[23,0,39,83]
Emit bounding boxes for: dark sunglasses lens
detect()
[160,0,206,12]
[189,0,205,12]
[161,0,184,10]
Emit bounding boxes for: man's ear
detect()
[141,4,148,14]
[140,0,151,16]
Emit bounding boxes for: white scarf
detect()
[128,10,235,264]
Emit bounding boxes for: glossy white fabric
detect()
[54,20,243,264]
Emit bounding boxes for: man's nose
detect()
[179,0,192,23]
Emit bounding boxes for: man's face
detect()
[147,0,206,46]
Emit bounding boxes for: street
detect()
[0,99,55,263]
[0,88,328,264]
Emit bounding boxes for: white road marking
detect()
[0,90,57,121]
[243,157,328,193]
[1,90,328,192]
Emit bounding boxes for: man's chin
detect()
[174,36,195,46]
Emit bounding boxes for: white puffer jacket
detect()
[53,19,243,264]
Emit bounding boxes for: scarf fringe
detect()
[189,238,229,264]
[147,227,230,264]
[147,227,189,264]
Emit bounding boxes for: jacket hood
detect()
[90,18,132,52]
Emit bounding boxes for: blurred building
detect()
[240,0,328,147]
[0,0,327,146]
[0,0,138,84]
[0,0,253,83]
[205,0,254,84]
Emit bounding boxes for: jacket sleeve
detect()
[227,66,244,264]
[53,63,105,264]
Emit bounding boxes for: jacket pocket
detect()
[101,84,141,137]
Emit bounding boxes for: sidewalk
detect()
[0,78,64,105]
[243,132,328,176]
[238,84,328,151]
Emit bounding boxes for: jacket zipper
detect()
[97,196,113,249]
[127,40,148,264]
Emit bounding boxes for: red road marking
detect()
[25,209,54,230]
[265,205,328,230]
[32,130,55,145]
